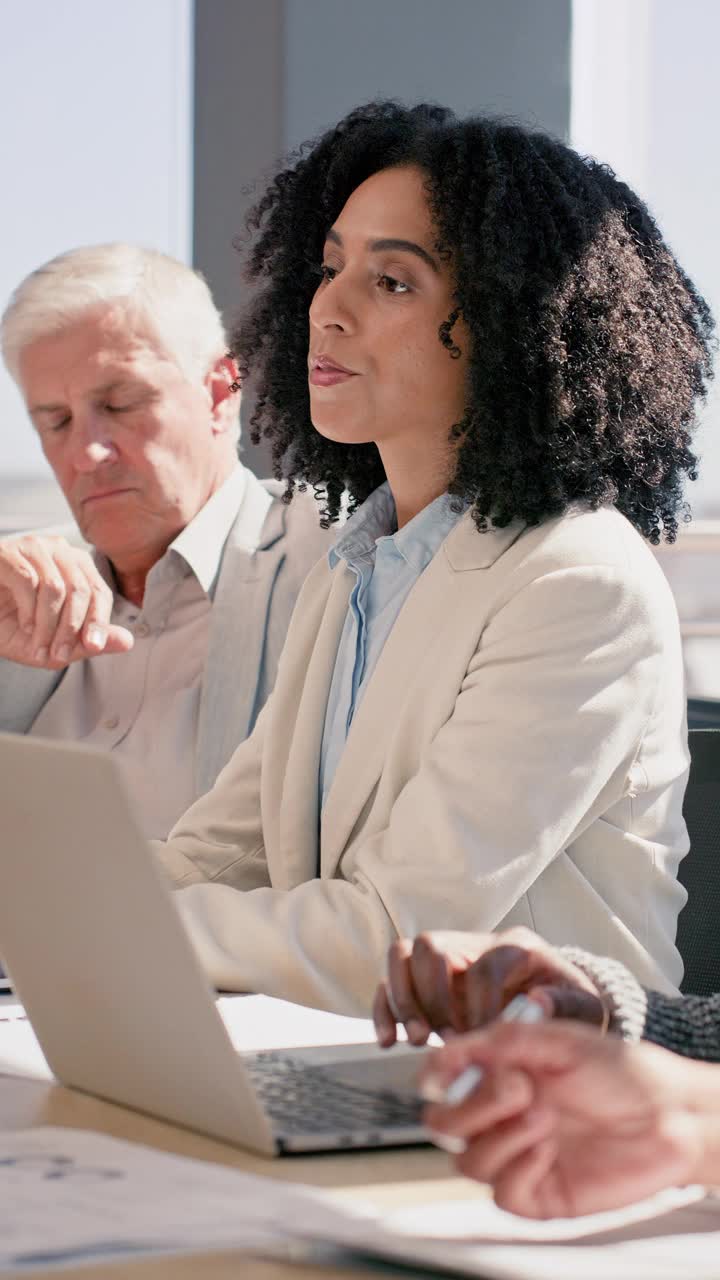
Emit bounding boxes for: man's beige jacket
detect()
[0,473,331,797]
[157,503,689,1015]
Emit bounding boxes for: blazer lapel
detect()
[0,661,63,734]
[319,512,525,877]
[195,483,282,795]
[275,565,352,889]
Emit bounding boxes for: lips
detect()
[80,487,135,505]
[309,354,359,387]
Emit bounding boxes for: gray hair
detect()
[1,242,231,387]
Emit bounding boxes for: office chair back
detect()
[676,729,720,996]
[687,697,720,731]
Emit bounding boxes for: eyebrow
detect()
[29,379,145,416]
[325,228,439,273]
[29,404,67,418]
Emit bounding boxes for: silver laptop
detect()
[0,732,428,1155]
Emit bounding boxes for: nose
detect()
[70,412,119,473]
[308,271,357,336]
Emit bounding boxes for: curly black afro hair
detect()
[232,100,715,542]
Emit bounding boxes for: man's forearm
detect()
[695,1110,720,1187]
[683,1058,720,1185]
[561,946,720,1062]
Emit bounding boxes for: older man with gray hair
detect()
[0,244,331,838]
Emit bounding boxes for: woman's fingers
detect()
[462,931,605,1029]
[372,981,399,1048]
[464,943,534,1026]
[407,934,460,1034]
[386,938,432,1044]
[528,983,606,1027]
[377,927,606,1055]
[382,932,489,1044]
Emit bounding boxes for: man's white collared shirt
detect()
[30,466,271,840]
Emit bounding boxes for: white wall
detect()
[571,0,720,517]
[0,0,193,479]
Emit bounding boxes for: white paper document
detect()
[0,1126,336,1271]
[216,992,384,1051]
[0,1126,719,1277]
[310,1186,720,1279]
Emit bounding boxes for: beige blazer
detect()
[157,503,689,1015]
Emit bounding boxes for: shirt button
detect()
[104,715,120,730]
[134,622,150,638]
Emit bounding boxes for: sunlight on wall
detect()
[0,0,192,478]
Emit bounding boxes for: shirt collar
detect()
[328,482,397,569]
[329,481,464,575]
[390,491,464,575]
[96,464,249,599]
[168,464,248,594]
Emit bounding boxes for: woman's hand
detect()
[421,1021,712,1219]
[374,927,605,1047]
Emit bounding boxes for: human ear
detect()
[205,354,241,431]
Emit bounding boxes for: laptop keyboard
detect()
[244,1050,425,1140]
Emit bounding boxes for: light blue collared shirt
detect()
[319,482,465,808]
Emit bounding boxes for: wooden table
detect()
[0,1071,487,1279]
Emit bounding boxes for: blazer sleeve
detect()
[166,560,676,1015]
[153,698,270,891]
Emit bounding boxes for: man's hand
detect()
[373,927,605,1047]
[421,1022,710,1218]
[0,534,133,669]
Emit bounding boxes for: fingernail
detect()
[406,1019,428,1044]
[420,1063,485,1105]
[86,625,106,648]
[55,644,71,663]
[35,647,49,663]
[428,1130,467,1155]
[419,1073,451,1104]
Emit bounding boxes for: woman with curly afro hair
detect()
[158,101,715,1020]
